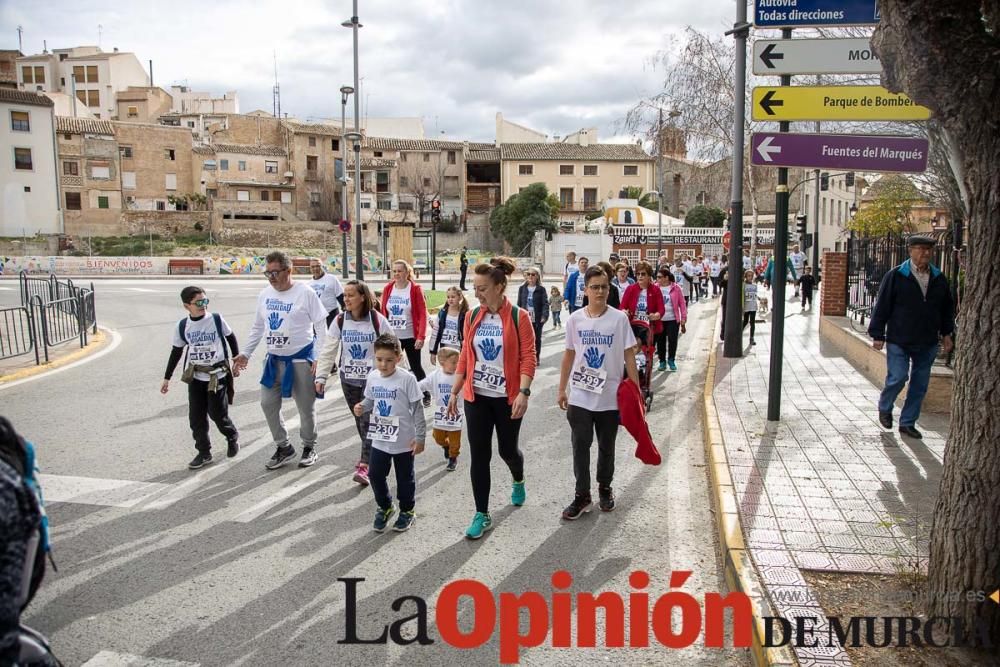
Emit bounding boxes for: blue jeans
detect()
[878,343,938,427]
[368,447,415,512]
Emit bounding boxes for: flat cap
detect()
[906,235,936,247]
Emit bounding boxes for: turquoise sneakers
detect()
[511,480,526,506]
[465,512,493,539]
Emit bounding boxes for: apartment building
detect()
[0,88,61,236]
[55,116,121,235]
[802,170,859,253]
[115,86,172,123]
[499,142,654,224]
[195,143,292,220]
[366,137,465,221]
[114,121,194,211]
[17,46,149,120]
[169,86,239,114]
[283,120,344,221]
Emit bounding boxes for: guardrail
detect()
[0,272,98,366]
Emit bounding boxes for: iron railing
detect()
[0,272,98,365]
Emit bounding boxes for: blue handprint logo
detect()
[478,338,501,361]
[389,304,405,317]
[376,400,392,417]
[584,346,605,369]
[268,312,284,330]
[348,343,366,359]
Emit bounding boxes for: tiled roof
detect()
[283,120,342,136]
[367,137,465,151]
[0,88,55,108]
[192,145,215,155]
[467,148,500,162]
[212,143,287,157]
[467,142,496,150]
[56,115,114,135]
[500,142,652,162]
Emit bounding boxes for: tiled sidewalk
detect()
[711,295,948,667]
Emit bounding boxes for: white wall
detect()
[0,102,61,236]
[543,232,612,275]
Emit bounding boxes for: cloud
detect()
[2,0,731,142]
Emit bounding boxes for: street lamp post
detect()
[343,2,364,280]
[339,85,354,279]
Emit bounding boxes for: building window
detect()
[331,139,340,151]
[187,121,195,128]
[423,153,430,162]
[91,164,110,179]
[308,136,316,147]
[400,176,410,188]
[76,90,100,107]
[127,105,138,118]
[237,190,250,201]
[261,190,270,201]
[122,172,136,189]
[156,201,166,211]
[23,186,30,192]
[584,164,598,176]
[559,165,574,176]
[305,156,317,172]
[373,151,383,157]
[623,165,639,176]
[97,196,109,209]
[165,173,177,190]
[448,151,456,165]
[266,160,279,173]
[399,201,414,211]
[63,161,79,176]
[377,197,392,210]
[583,188,598,209]
[559,188,574,209]
[280,192,291,203]
[64,133,72,140]
[120,146,133,159]
[219,159,229,170]
[361,201,371,209]
[203,160,217,171]
[423,177,431,188]
[310,192,321,205]
[21,66,45,84]
[65,192,82,210]
[10,111,29,132]
[518,164,533,176]
[72,65,99,83]
[238,160,247,171]
[13,147,32,170]
[400,153,407,162]
[165,148,176,161]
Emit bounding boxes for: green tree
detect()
[623,186,659,209]
[847,175,920,236]
[490,182,559,252]
[684,205,726,228]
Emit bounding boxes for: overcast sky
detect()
[3,0,733,142]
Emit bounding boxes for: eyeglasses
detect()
[263,269,288,278]
[587,284,610,291]
[190,298,209,307]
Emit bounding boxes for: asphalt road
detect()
[2,278,750,667]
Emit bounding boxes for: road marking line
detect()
[81,650,200,666]
[230,466,333,523]
[124,287,164,292]
[0,328,121,391]
[39,473,173,508]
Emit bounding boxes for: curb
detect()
[702,320,796,667]
[0,328,109,385]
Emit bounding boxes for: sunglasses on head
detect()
[190,298,209,307]
[263,269,288,278]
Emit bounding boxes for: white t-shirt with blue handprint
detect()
[565,306,636,412]
[386,283,414,339]
[327,310,392,386]
[472,313,506,398]
[363,368,423,455]
[250,282,326,358]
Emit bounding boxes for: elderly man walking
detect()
[867,235,955,439]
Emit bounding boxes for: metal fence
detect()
[0,272,98,366]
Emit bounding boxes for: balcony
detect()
[559,197,601,213]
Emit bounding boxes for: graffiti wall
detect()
[0,254,390,276]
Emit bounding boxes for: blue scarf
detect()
[261,339,316,398]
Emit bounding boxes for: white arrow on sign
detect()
[752,38,882,76]
[756,136,782,162]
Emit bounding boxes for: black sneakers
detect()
[299,447,318,467]
[422,391,432,408]
[265,444,296,470]
[599,486,616,512]
[188,452,213,470]
[227,438,240,458]
[879,411,893,429]
[561,494,592,520]
[899,425,922,439]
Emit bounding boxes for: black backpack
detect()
[178,312,228,363]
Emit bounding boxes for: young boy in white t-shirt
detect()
[558,267,641,519]
[354,334,426,532]
[419,346,462,471]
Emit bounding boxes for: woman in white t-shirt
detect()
[380,260,431,406]
[315,280,391,486]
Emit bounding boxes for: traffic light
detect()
[431,198,442,225]
[796,214,808,238]
[820,172,830,191]
[845,171,855,188]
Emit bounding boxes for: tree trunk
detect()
[874,0,1000,642]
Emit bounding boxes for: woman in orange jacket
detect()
[446,257,537,540]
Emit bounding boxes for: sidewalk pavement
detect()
[708,293,948,667]
[0,328,108,383]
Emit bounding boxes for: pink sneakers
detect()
[353,463,370,486]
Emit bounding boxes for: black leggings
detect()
[465,395,525,513]
[743,312,756,340]
[399,337,426,382]
[656,320,680,362]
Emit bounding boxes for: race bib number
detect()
[342,359,372,380]
[575,291,584,307]
[571,365,608,394]
[389,317,407,330]
[368,415,400,443]
[472,362,505,392]
[636,309,649,323]
[189,344,216,364]
[266,331,290,349]
[433,406,463,430]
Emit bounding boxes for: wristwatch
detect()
[519,388,531,397]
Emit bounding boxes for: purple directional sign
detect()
[751,132,929,173]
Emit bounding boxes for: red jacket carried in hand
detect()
[617,378,661,465]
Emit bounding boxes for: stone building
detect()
[113,121,195,211]
[115,86,173,123]
[194,143,292,221]
[56,116,121,235]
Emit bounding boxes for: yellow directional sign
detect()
[991,589,999,604]
[752,85,931,121]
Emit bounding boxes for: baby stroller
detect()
[629,318,655,412]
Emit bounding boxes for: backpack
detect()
[434,308,466,351]
[178,312,228,362]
